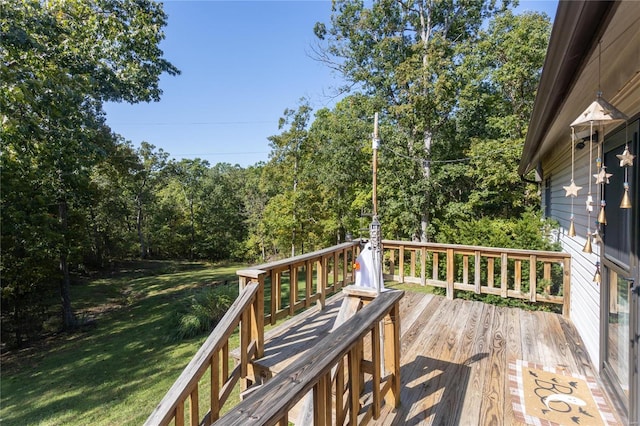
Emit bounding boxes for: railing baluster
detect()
[189,386,199,426]
[372,322,381,419]
[289,265,297,316]
[306,260,312,308]
[529,254,537,302]
[389,248,395,277]
[421,247,427,286]
[399,245,405,283]
[515,259,522,294]
[432,251,439,281]
[175,401,184,426]
[271,271,278,325]
[222,341,229,380]
[488,258,495,288]
[544,262,551,294]
[410,249,416,278]
[474,251,481,294]
[240,307,249,384]
[463,255,469,285]
[348,347,360,426]
[501,253,508,298]
[334,250,340,289]
[211,350,220,422]
[336,358,345,424]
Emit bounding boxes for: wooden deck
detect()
[237,289,622,425]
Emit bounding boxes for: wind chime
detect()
[564,41,629,283]
[563,128,581,237]
[617,129,636,208]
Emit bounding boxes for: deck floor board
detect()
[232,290,621,425]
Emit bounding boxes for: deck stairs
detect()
[232,286,382,424]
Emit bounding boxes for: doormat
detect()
[509,359,619,425]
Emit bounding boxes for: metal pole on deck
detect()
[371,113,382,294]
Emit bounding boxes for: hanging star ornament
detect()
[563,180,582,197]
[594,166,613,184]
[592,228,603,245]
[617,146,636,167]
[586,195,594,212]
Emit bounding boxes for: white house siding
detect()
[542,134,604,367]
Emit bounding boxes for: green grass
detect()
[1,260,244,426]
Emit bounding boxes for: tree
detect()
[1,0,178,339]
[171,159,209,260]
[197,163,248,261]
[265,100,313,256]
[433,11,552,243]
[314,0,511,241]
[132,143,170,258]
[307,95,375,243]
[457,11,551,219]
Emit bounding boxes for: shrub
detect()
[169,287,234,342]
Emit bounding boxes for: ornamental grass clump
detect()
[170,287,234,342]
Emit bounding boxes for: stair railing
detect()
[215,288,404,426]
[145,280,263,426]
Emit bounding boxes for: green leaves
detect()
[1,0,179,342]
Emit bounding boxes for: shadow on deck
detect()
[240,289,622,425]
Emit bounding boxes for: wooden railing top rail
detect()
[216,289,405,426]
[144,282,260,426]
[382,240,570,258]
[236,241,360,276]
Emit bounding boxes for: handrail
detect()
[237,241,360,325]
[381,239,571,317]
[216,288,404,426]
[145,282,262,426]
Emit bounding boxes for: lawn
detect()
[1,260,244,426]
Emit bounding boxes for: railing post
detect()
[384,301,401,408]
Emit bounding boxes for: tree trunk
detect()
[136,197,146,258]
[189,197,195,260]
[421,130,432,242]
[419,3,432,243]
[58,200,75,329]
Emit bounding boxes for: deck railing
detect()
[146,240,572,425]
[144,282,263,426]
[146,242,359,426]
[236,241,360,325]
[216,288,404,426]
[381,240,571,316]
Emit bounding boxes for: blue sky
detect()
[103,0,558,168]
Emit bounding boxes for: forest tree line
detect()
[2,0,556,346]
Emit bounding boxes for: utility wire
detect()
[379,143,518,165]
